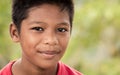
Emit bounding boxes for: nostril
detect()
[43,37,58,45]
[42,31,59,45]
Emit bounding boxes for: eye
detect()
[57,28,67,32]
[31,27,44,31]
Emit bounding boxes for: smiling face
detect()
[10,4,71,69]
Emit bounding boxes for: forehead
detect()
[29,4,61,11]
[28,4,69,19]
[28,4,68,17]
[23,4,70,25]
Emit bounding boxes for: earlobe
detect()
[10,23,20,42]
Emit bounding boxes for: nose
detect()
[42,31,58,46]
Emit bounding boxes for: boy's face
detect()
[11,4,71,69]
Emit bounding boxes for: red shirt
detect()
[0,61,83,75]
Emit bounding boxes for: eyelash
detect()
[57,28,68,32]
[31,27,44,31]
[31,27,68,32]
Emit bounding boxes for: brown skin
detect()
[10,4,71,75]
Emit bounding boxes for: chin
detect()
[35,59,58,69]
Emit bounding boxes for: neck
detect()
[12,59,58,75]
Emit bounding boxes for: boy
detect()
[0,0,83,75]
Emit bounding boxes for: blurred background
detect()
[0,0,120,75]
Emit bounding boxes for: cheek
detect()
[59,36,70,51]
[20,34,39,55]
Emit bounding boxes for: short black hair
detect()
[12,0,74,32]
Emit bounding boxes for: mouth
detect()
[37,50,60,59]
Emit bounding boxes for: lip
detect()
[37,50,60,59]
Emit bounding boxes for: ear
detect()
[9,23,20,42]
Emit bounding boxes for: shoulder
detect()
[0,61,15,75]
[57,61,83,75]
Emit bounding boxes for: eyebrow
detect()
[57,22,70,26]
[28,21,46,25]
[28,21,70,27]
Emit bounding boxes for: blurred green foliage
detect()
[0,0,12,67]
[0,0,120,75]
